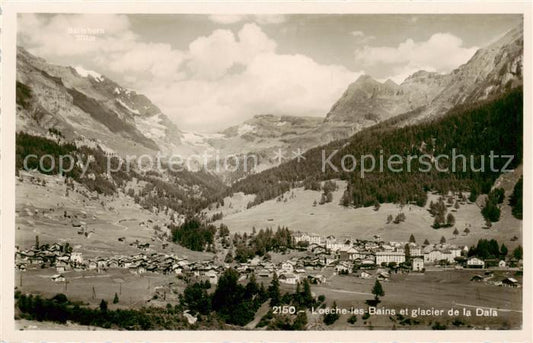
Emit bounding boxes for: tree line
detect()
[230,88,523,211]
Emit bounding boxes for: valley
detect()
[11,17,524,332]
[211,175,522,250]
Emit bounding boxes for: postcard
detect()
[1,2,531,342]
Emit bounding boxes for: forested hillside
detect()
[16,132,227,214]
[231,88,523,208]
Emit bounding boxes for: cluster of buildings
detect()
[470,271,521,288]
[16,230,520,290]
[15,244,221,285]
[292,232,511,273]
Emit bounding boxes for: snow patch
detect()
[134,113,167,140]
[74,66,103,82]
[276,121,288,127]
[182,132,224,146]
[116,99,140,115]
[113,87,121,95]
[238,124,256,136]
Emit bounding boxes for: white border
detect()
[1,2,532,342]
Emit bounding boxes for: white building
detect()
[293,232,310,244]
[467,257,485,268]
[70,252,83,263]
[412,258,424,271]
[309,234,322,245]
[424,250,456,264]
[375,251,405,265]
[281,261,295,273]
[359,271,371,279]
[409,247,422,257]
[205,270,218,285]
[279,273,299,284]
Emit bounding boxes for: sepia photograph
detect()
[0,2,531,342]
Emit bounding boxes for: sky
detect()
[18,14,522,132]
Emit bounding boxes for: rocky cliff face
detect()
[417,24,523,122]
[16,47,182,156]
[325,24,523,127]
[324,72,448,125]
[16,23,523,172]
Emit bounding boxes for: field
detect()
[270,268,522,330]
[15,171,212,261]
[314,269,521,329]
[14,171,212,309]
[13,168,524,330]
[15,268,186,309]
[213,171,523,250]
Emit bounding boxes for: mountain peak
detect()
[383,79,398,87]
[16,46,183,155]
[326,23,523,126]
[486,23,523,49]
[354,74,378,84]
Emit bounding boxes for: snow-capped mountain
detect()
[15,23,523,176]
[16,46,183,156]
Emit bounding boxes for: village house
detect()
[359,271,371,279]
[309,233,322,245]
[293,232,310,244]
[108,260,119,269]
[281,261,295,273]
[409,246,422,257]
[360,259,376,269]
[70,252,83,264]
[467,257,485,268]
[412,257,424,272]
[381,244,394,252]
[424,250,456,264]
[307,274,326,284]
[205,270,218,284]
[56,260,69,273]
[470,274,484,282]
[279,273,299,284]
[375,251,405,265]
[334,262,352,274]
[322,254,337,266]
[377,271,390,281]
[51,274,65,282]
[326,235,344,251]
[502,277,519,288]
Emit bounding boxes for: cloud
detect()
[18,14,356,132]
[146,24,357,131]
[355,33,478,83]
[147,52,358,131]
[351,30,375,44]
[18,14,187,83]
[186,23,276,80]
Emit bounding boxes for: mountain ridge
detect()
[15,23,523,175]
[16,46,183,156]
[325,24,523,128]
